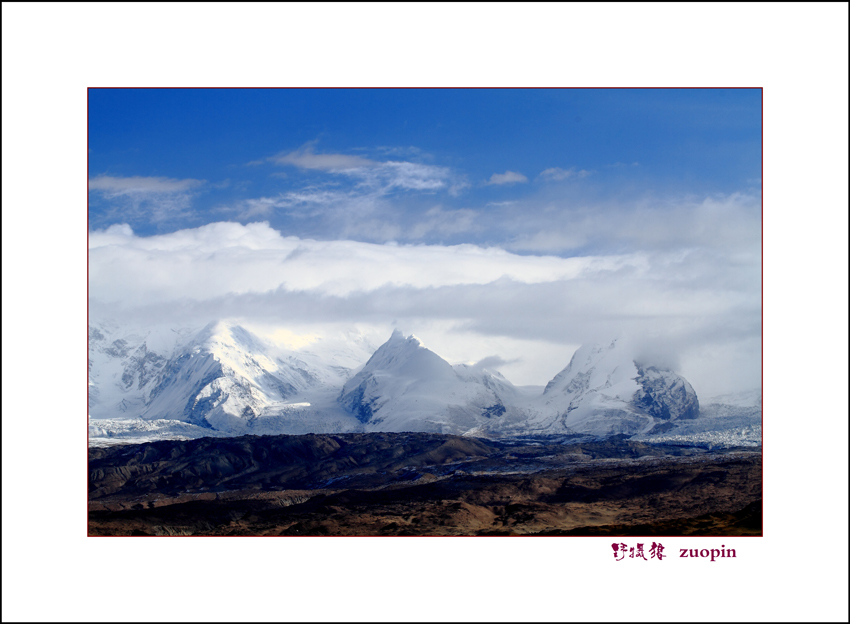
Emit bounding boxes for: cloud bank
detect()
[89,218,761,394]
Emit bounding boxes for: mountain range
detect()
[89,320,749,443]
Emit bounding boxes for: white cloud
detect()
[471,355,519,371]
[89,175,206,225]
[89,218,761,393]
[538,167,591,181]
[266,143,452,199]
[89,175,204,195]
[349,161,450,191]
[502,191,761,255]
[89,220,633,300]
[448,179,471,196]
[233,196,289,218]
[272,146,376,171]
[408,207,477,239]
[229,188,362,221]
[89,223,135,246]
[226,156,454,237]
[373,145,425,158]
[487,171,528,185]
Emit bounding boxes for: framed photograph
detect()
[87,88,763,539]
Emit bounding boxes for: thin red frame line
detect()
[86,86,764,538]
[760,87,764,536]
[87,87,91,537]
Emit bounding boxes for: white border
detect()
[2,3,848,622]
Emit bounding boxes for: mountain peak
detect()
[536,339,700,435]
[387,329,424,349]
[339,330,463,427]
[192,319,234,343]
[543,340,633,396]
[91,320,709,440]
[189,320,267,353]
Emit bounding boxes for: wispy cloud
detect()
[408,207,477,239]
[349,161,450,192]
[226,145,457,238]
[89,175,204,196]
[501,192,761,255]
[538,167,592,181]
[373,145,426,158]
[487,171,528,185]
[471,355,520,371]
[272,146,376,171]
[448,179,471,197]
[88,175,205,225]
[268,143,452,194]
[230,189,352,219]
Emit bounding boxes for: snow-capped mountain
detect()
[140,320,321,431]
[338,330,526,434]
[89,319,371,435]
[513,339,700,437]
[89,322,735,445]
[88,322,197,419]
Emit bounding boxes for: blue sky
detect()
[88,88,762,393]
[89,88,761,250]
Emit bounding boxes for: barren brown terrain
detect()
[88,433,761,536]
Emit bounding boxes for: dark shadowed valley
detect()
[88,433,761,536]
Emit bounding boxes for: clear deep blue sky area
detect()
[89,88,762,249]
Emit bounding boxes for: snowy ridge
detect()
[140,320,324,431]
[89,321,758,446]
[530,340,649,435]
[495,339,701,437]
[88,322,199,419]
[89,319,365,437]
[338,330,522,434]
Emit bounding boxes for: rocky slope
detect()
[88,433,762,536]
